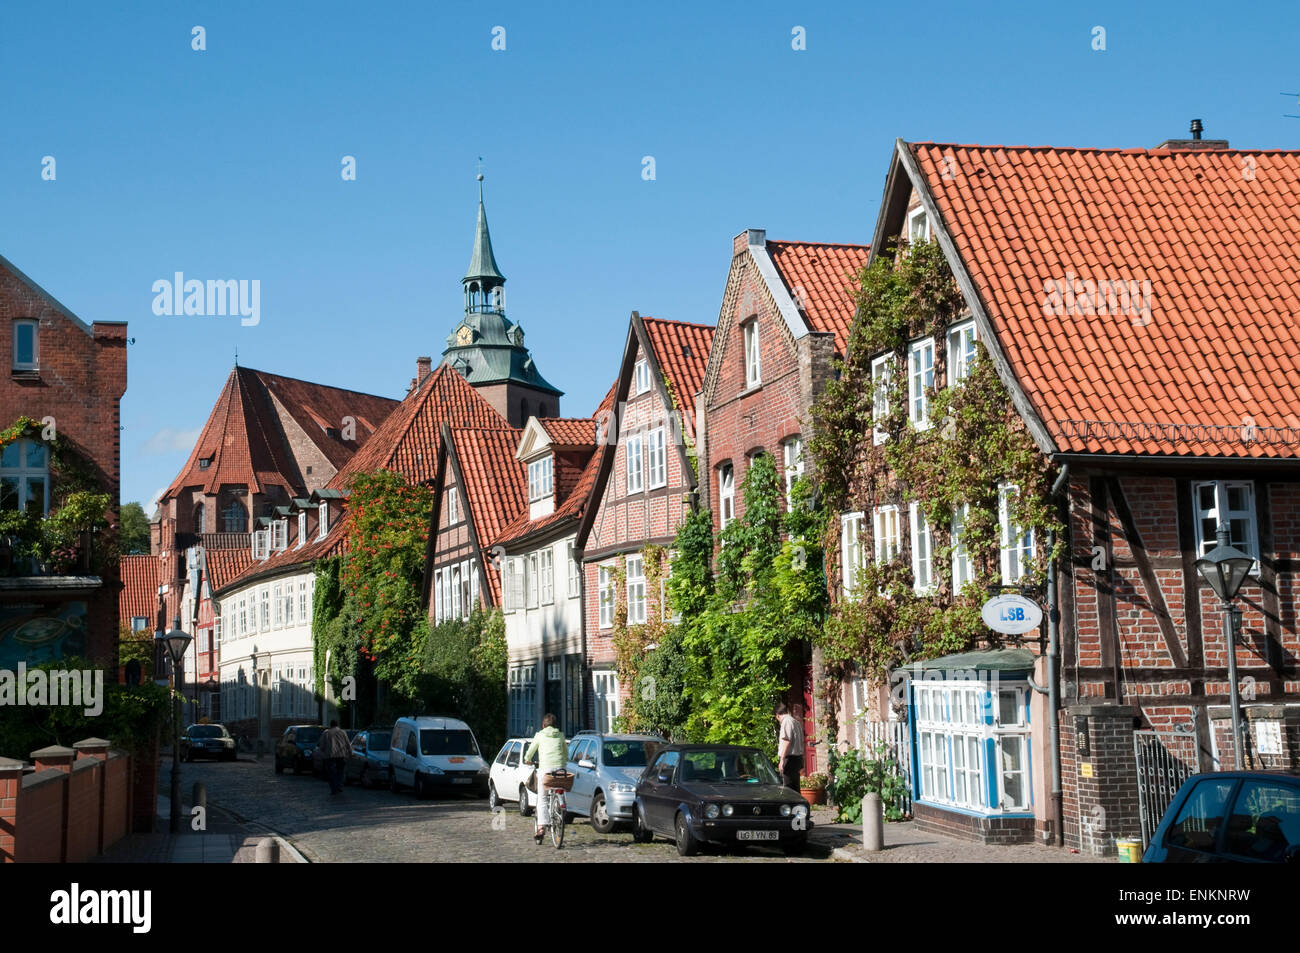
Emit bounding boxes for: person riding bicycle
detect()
[523,713,567,844]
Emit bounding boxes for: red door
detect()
[801,664,816,773]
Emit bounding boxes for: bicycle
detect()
[538,768,573,849]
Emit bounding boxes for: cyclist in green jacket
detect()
[524,713,566,843]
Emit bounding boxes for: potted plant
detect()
[800,772,828,805]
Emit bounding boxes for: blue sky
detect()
[2,0,1297,508]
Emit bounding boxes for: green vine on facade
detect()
[808,239,1063,697]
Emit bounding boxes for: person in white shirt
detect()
[775,702,804,789]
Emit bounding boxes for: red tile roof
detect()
[164,367,398,498]
[330,365,511,488]
[641,317,714,438]
[909,142,1300,457]
[119,554,158,624]
[537,418,596,447]
[205,547,255,591]
[767,241,872,355]
[446,426,526,604]
[493,384,616,547]
[215,519,348,595]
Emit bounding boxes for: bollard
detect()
[192,781,206,813]
[255,837,280,863]
[862,792,884,852]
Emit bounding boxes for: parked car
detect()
[345,728,393,788]
[488,737,542,815]
[388,716,489,799]
[180,723,237,762]
[1143,771,1300,863]
[275,724,324,775]
[566,731,666,833]
[632,744,811,857]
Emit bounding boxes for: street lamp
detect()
[157,617,192,834]
[1194,524,1255,769]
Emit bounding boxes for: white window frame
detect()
[297,511,307,548]
[783,437,804,503]
[528,456,553,502]
[299,580,309,621]
[718,464,735,530]
[633,358,651,396]
[647,427,667,489]
[910,502,934,594]
[841,512,865,595]
[259,587,270,630]
[873,505,901,565]
[999,484,1035,584]
[451,565,463,619]
[317,502,330,539]
[593,670,620,733]
[626,434,644,493]
[626,554,646,625]
[908,206,931,244]
[0,438,49,515]
[12,319,38,372]
[526,553,539,609]
[598,564,615,629]
[1191,480,1260,569]
[909,339,934,429]
[271,518,288,551]
[951,503,972,590]
[540,548,554,605]
[743,319,761,389]
[446,486,460,525]
[871,355,893,445]
[272,583,283,628]
[284,584,294,626]
[947,320,978,385]
[567,542,580,598]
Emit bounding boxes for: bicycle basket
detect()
[542,770,575,791]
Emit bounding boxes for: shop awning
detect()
[914,648,1037,672]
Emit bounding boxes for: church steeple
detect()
[463,173,506,316]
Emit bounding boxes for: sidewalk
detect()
[92,790,306,864]
[810,806,1111,863]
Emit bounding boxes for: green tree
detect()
[119,502,151,554]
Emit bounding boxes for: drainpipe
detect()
[1046,464,1068,846]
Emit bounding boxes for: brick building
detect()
[698,230,870,769]
[0,254,127,671]
[573,313,714,729]
[834,133,1300,852]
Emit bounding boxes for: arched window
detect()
[221,499,248,533]
[193,502,206,534]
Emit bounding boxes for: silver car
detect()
[566,732,667,833]
[345,728,392,788]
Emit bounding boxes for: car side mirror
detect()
[579,759,595,770]
[657,770,673,784]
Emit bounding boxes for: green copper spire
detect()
[464,173,505,284]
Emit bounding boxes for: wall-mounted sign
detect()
[980,594,1044,635]
[1081,762,1094,778]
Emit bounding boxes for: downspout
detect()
[1027,462,1068,846]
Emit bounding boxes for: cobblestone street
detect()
[184,757,841,863]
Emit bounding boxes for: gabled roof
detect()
[641,316,715,436]
[164,367,398,498]
[330,364,512,488]
[901,141,1300,458]
[443,425,527,605]
[536,418,595,448]
[494,384,616,548]
[766,241,871,356]
[215,519,347,595]
[119,555,158,623]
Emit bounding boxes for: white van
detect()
[388,715,490,799]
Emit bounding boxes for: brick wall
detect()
[1059,704,1141,856]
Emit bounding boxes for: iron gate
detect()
[1133,726,1198,848]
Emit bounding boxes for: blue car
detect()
[1142,771,1300,863]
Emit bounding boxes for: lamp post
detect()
[1194,524,1255,769]
[157,617,192,834]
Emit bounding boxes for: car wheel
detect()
[632,805,654,844]
[785,835,808,857]
[519,785,533,817]
[590,792,615,834]
[488,782,500,812]
[389,769,400,793]
[675,812,700,857]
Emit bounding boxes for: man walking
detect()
[319,720,351,795]
[775,703,804,790]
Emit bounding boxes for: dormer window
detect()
[198,457,212,470]
[11,320,38,372]
[318,501,330,539]
[528,456,553,501]
[297,511,307,547]
[325,427,340,440]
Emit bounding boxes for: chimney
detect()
[1155,119,1230,151]
[417,356,432,384]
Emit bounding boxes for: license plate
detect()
[737,830,778,841]
[451,777,472,784]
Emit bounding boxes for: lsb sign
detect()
[980,594,1043,635]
